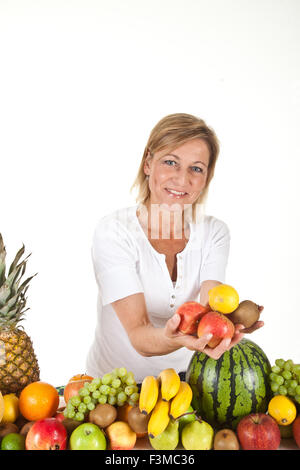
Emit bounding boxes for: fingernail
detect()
[206,333,213,339]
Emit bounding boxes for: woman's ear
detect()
[144,151,152,176]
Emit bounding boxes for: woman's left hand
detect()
[202,306,265,360]
[201,324,245,360]
[238,305,265,333]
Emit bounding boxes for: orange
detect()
[19,381,59,421]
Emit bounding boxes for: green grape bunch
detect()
[269,358,300,406]
[63,367,140,422]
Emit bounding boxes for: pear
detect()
[181,419,214,450]
[149,420,179,450]
[178,406,196,434]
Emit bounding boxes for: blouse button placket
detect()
[177,254,183,286]
[170,292,175,308]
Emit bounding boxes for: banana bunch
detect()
[139,368,193,438]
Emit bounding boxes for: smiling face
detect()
[144,139,210,212]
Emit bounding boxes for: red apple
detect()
[54,412,65,423]
[237,413,281,450]
[25,418,67,450]
[292,414,300,448]
[197,311,235,347]
[64,378,93,404]
[177,301,211,335]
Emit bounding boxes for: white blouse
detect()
[86,204,230,383]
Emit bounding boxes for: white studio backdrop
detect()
[0,0,299,387]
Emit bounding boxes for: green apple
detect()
[181,419,214,450]
[70,423,106,450]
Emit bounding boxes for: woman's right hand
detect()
[164,313,214,353]
[164,313,244,360]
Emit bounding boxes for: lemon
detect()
[208,284,239,314]
[268,395,297,426]
[2,393,19,424]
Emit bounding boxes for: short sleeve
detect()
[200,218,230,284]
[92,218,144,306]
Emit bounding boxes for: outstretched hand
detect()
[164,305,265,360]
[164,313,214,353]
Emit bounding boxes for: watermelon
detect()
[186,338,272,430]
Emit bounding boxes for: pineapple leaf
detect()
[16,273,37,298]
[0,304,11,315]
[0,260,29,307]
[0,284,11,307]
[8,243,26,276]
[6,306,19,319]
[0,285,29,315]
[0,235,37,325]
[4,256,30,292]
[0,233,6,286]
[10,263,26,296]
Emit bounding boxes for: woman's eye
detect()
[164,159,176,166]
[192,166,203,173]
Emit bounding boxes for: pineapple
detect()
[0,233,40,395]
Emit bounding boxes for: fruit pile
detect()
[63,368,140,421]
[0,368,300,450]
[177,284,262,346]
[0,372,142,450]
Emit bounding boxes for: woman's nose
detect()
[172,168,191,188]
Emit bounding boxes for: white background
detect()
[0,0,299,387]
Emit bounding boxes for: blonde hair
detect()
[130,113,220,222]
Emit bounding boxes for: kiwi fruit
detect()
[88,403,117,428]
[0,423,19,439]
[60,418,82,437]
[14,413,29,430]
[229,300,260,328]
[127,406,150,434]
[19,421,36,437]
[214,429,239,450]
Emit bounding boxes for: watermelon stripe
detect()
[213,353,225,423]
[232,344,256,426]
[216,349,232,427]
[247,342,271,407]
[196,354,209,418]
[241,342,264,409]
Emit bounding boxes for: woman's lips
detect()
[165,188,188,198]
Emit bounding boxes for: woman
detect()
[86,113,263,383]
